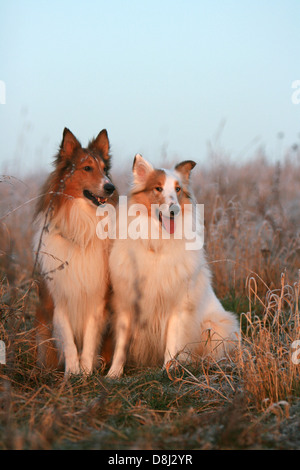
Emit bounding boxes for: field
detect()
[0,147,300,450]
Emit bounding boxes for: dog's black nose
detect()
[169,204,180,216]
[104,182,115,195]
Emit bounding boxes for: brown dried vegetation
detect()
[0,147,300,449]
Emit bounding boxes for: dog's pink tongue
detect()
[162,215,175,234]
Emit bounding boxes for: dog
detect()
[33,128,117,376]
[106,154,239,378]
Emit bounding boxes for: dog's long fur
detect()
[107,155,239,377]
[33,128,117,376]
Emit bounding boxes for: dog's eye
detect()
[84,166,92,172]
[175,186,181,193]
[155,187,163,192]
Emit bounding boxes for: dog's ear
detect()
[89,129,110,162]
[60,128,81,159]
[132,154,154,185]
[175,160,196,181]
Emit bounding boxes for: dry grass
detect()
[0,148,300,449]
[237,271,300,409]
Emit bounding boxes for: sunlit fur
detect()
[33,128,117,376]
[107,155,240,378]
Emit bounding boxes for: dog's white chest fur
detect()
[34,199,109,345]
[109,235,211,366]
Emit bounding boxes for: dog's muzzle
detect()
[103,182,115,195]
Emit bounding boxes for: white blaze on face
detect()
[158,170,181,235]
[162,171,180,207]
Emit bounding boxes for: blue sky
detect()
[0,0,300,174]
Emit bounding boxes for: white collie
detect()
[33,128,117,376]
[107,154,239,377]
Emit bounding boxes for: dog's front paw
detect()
[80,356,94,376]
[106,366,123,379]
[64,363,81,378]
[64,354,81,378]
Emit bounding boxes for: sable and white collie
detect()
[107,154,239,378]
[33,128,117,376]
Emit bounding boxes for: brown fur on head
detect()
[130,154,196,217]
[33,128,117,371]
[35,128,117,217]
